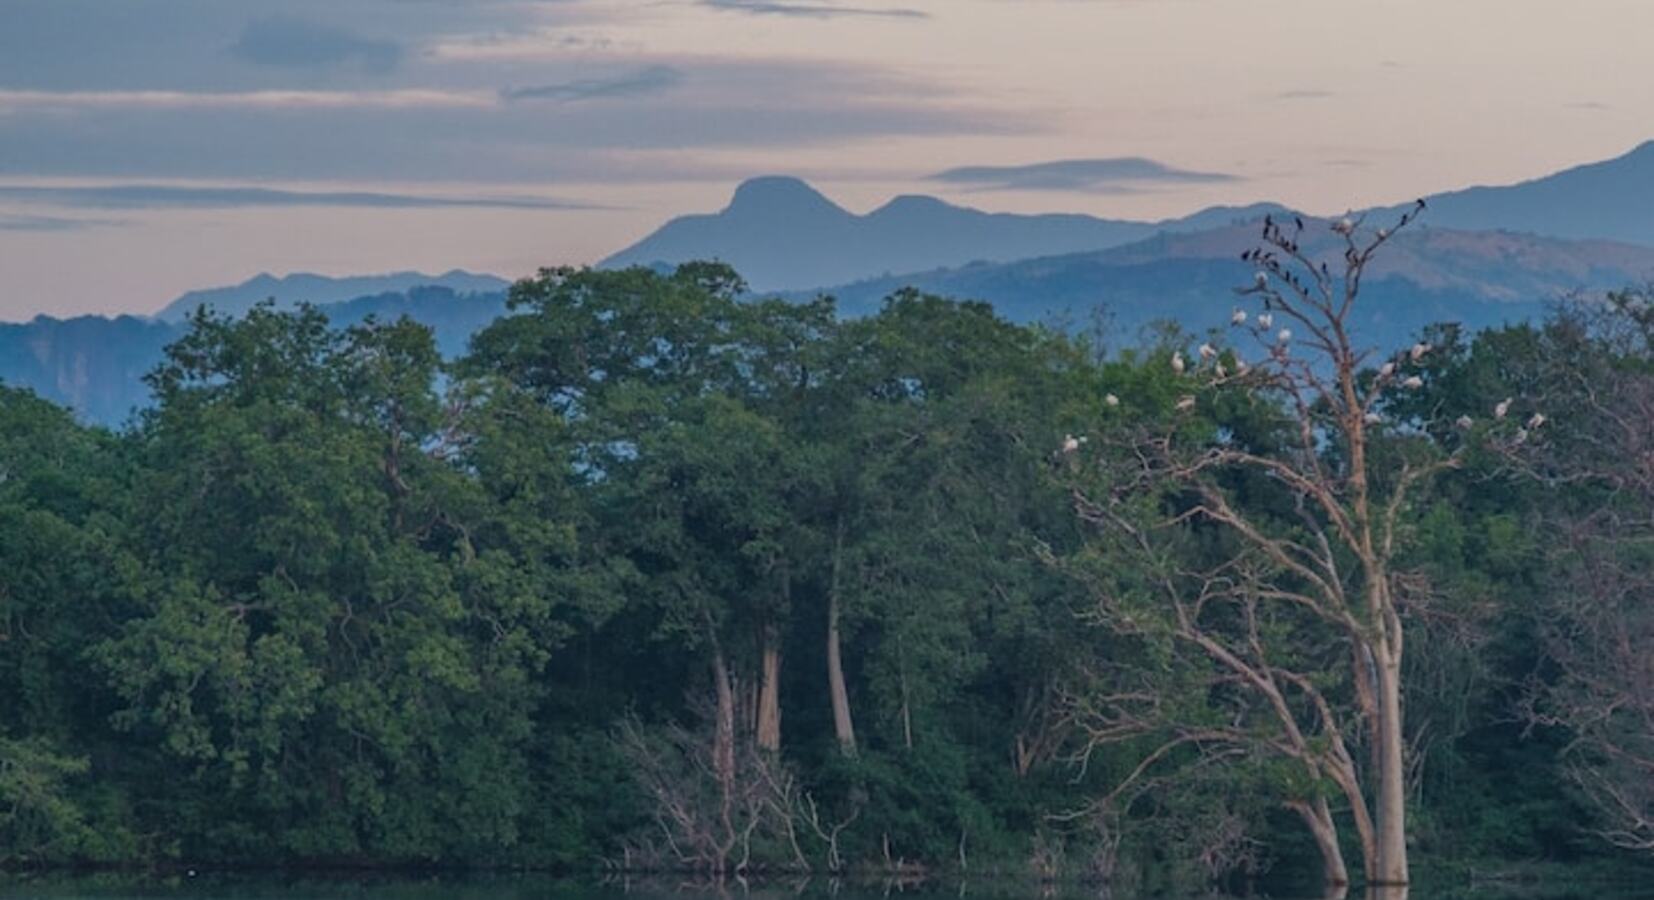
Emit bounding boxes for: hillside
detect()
[157,269,509,321]
[813,222,1654,352]
[600,175,1287,291]
[4,286,507,425]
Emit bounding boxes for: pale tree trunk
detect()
[1291,797,1351,888]
[826,519,858,753]
[1373,644,1409,885]
[897,639,914,751]
[711,640,738,870]
[712,646,737,789]
[756,623,783,753]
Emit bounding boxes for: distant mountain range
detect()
[599,175,1288,291]
[1374,140,1654,246]
[602,141,1654,292]
[5,285,506,426]
[811,224,1654,352]
[6,141,1654,425]
[157,269,509,321]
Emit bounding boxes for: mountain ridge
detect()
[156,269,510,321]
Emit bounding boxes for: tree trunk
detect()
[826,519,857,753]
[712,646,737,788]
[1291,797,1350,888]
[1373,647,1409,884]
[711,641,738,872]
[756,624,783,753]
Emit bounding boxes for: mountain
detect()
[5,286,507,425]
[156,269,509,321]
[812,222,1654,352]
[1382,140,1654,246]
[600,175,1288,291]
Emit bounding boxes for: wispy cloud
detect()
[927,157,1237,192]
[700,0,926,19]
[0,213,125,231]
[501,65,684,102]
[231,16,402,73]
[1276,89,1335,101]
[0,88,493,112]
[0,184,602,211]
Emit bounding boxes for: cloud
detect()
[927,157,1237,192]
[700,0,926,19]
[501,65,684,102]
[0,213,125,231]
[231,16,402,73]
[0,184,602,211]
[0,58,1036,183]
[0,88,493,112]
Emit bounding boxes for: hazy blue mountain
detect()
[4,286,506,425]
[600,175,1290,291]
[157,269,509,321]
[1380,140,1654,246]
[811,222,1654,352]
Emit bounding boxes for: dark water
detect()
[0,875,1644,900]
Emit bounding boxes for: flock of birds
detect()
[1056,213,1547,460]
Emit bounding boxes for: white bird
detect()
[1365,412,1383,425]
[1061,434,1081,454]
[1456,415,1474,430]
[1333,216,1356,236]
[1494,397,1512,419]
[1277,328,1293,344]
[1171,352,1186,375]
[1379,361,1396,378]
[1215,363,1228,379]
[1104,393,1120,408]
[1410,342,1431,362]
[1234,359,1250,375]
[1377,227,1389,240]
[1198,342,1217,361]
[1254,271,1269,289]
[1513,427,1529,445]
[1231,308,1248,326]
[1527,412,1546,430]
[1175,395,1196,411]
[1402,375,1424,390]
[1257,313,1274,329]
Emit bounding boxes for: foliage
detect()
[0,266,1650,886]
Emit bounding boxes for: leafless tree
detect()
[1060,204,1449,887]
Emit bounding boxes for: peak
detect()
[871,194,956,216]
[1625,139,1654,159]
[726,176,844,216]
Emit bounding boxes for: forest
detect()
[3,217,1654,891]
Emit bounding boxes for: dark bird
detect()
[1294,215,1305,231]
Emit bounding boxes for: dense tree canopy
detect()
[1,263,1651,889]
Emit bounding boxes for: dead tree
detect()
[1062,203,1449,887]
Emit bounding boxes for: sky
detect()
[1,0,1652,321]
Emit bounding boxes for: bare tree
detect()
[1060,204,1447,886]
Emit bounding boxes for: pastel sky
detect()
[2,0,1651,320]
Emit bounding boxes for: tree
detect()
[1061,207,1443,886]
[1495,291,1654,854]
